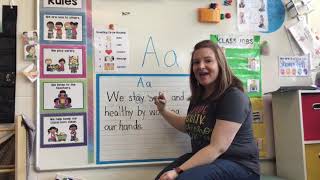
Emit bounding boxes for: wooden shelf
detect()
[0,116,27,180]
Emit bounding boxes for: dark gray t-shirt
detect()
[185,87,260,175]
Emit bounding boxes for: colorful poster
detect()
[211,34,261,97]
[237,0,268,32]
[40,81,86,112]
[278,55,310,77]
[94,28,129,72]
[40,113,87,148]
[40,45,86,78]
[40,13,85,44]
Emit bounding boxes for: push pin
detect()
[224,0,232,6]
[209,3,217,9]
[220,14,225,20]
[108,24,114,30]
[225,13,231,19]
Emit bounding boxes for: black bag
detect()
[0,6,17,123]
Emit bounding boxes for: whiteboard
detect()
[92,0,311,91]
[36,0,311,170]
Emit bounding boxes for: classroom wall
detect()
[309,1,320,33]
[6,0,315,179]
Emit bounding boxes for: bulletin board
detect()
[36,0,308,170]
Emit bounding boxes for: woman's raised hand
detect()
[154,92,166,112]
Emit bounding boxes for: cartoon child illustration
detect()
[47,21,54,39]
[285,68,291,75]
[58,90,67,106]
[32,31,38,44]
[65,97,72,108]
[45,58,53,72]
[26,45,37,60]
[48,126,58,142]
[258,15,265,28]
[54,98,60,108]
[55,22,63,39]
[64,22,72,39]
[292,68,297,76]
[249,79,258,92]
[58,58,65,72]
[22,31,28,44]
[70,22,78,39]
[259,0,265,12]
[68,56,79,73]
[248,58,257,71]
[239,12,246,24]
[297,68,302,76]
[54,90,72,108]
[69,124,78,142]
[239,0,245,8]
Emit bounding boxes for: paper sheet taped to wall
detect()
[96,74,191,164]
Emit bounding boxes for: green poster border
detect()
[40,79,88,113]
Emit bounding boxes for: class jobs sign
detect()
[43,0,82,8]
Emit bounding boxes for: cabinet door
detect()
[305,144,320,180]
[301,94,320,141]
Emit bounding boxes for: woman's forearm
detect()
[159,109,186,132]
[179,145,225,171]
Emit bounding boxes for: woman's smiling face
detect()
[192,47,219,90]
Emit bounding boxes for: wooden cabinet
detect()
[272,90,320,180]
